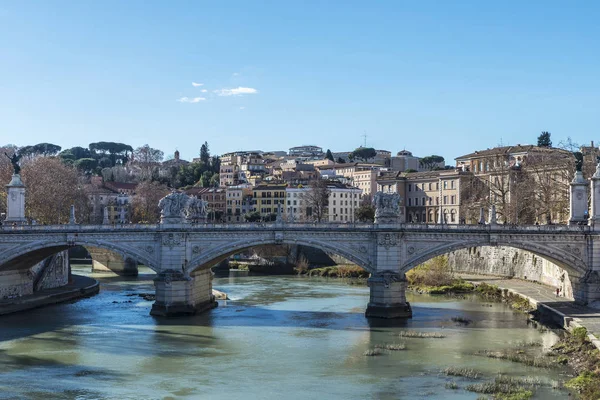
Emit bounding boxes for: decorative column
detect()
[69,205,77,224]
[365,271,412,318]
[569,170,589,225]
[5,174,26,225]
[488,204,497,225]
[589,161,600,227]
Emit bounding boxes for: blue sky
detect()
[1,1,599,162]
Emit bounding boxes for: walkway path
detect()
[460,274,600,349]
[0,274,99,316]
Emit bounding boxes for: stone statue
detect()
[373,192,402,223]
[574,151,584,172]
[4,152,21,175]
[159,192,190,223]
[183,195,208,221]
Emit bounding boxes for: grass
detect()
[443,367,482,379]
[465,381,534,400]
[396,330,446,339]
[374,343,406,351]
[306,265,369,278]
[363,348,384,356]
[550,327,600,400]
[475,350,554,368]
[445,381,459,390]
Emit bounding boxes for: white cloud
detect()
[192,82,204,87]
[177,97,206,103]
[232,72,240,77]
[239,106,246,110]
[214,87,258,96]
[201,89,207,93]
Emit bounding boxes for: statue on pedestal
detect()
[4,152,21,175]
[183,195,208,222]
[159,191,190,223]
[373,192,402,224]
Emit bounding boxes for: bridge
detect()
[1,171,600,317]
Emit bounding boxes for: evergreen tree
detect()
[200,142,210,164]
[537,131,552,147]
[325,149,334,161]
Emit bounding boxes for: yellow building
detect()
[252,184,287,218]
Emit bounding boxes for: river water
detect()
[0,267,571,399]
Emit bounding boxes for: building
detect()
[219,151,266,186]
[288,145,323,159]
[86,176,136,224]
[285,182,360,223]
[159,150,189,179]
[390,150,420,172]
[252,184,287,218]
[455,145,574,224]
[377,170,468,224]
[225,185,253,223]
[184,187,226,222]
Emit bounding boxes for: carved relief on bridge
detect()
[161,233,185,250]
[377,233,399,249]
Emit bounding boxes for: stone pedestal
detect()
[150,269,217,316]
[569,171,589,225]
[365,271,412,318]
[5,174,26,225]
[589,163,600,226]
[574,271,600,309]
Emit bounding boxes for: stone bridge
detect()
[2,169,600,318]
[1,221,599,317]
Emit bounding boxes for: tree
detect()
[325,149,334,162]
[349,147,377,162]
[200,142,210,165]
[89,142,133,166]
[73,158,98,174]
[20,143,62,158]
[130,181,169,223]
[336,157,346,164]
[355,203,375,222]
[537,131,552,147]
[419,155,445,171]
[20,157,89,224]
[133,144,164,181]
[301,179,330,222]
[244,211,262,222]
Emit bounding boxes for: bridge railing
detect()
[0,221,592,233]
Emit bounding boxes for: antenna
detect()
[362,131,367,147]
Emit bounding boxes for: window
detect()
[451,195,456,205]
[451,180,455,189]
[428,183,432,190]
[408,184,412,192]
[443,196,448,205]
[422,197,426,206]
[408,198,412,206]
[443,181,448,189]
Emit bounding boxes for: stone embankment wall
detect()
[447,246,573,299]
[0,250,70,300]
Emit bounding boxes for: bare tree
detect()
[133,144,164,181]
[20,157,90,224]
[301,179,330,222]
[130,181,169,223]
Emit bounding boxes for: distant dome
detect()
[397,150,413,156]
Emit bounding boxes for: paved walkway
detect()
[0,274,99,315]
[459,274,600,348]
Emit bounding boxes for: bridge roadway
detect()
[0,221,599,318]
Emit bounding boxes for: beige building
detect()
[220,151,266,186]
[286,182,360,222]
[225,185,253,223]
[377,170,467,224]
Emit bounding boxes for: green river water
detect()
[0,266,572,399]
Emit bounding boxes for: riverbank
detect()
[0,274,99,316]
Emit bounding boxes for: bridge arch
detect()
[187,238,373,274]
[0,238,158,272]
[400,239,587,281]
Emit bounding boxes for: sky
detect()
[1,1,599,162]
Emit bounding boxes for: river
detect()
[0,266,571,399]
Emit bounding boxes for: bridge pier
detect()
[365,271,412,318]
[150,269,217,317]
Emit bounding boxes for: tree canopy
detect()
[348,147,377,162]
[537,131,552,147]
[419,155,445,171]
[325,149,334,162]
